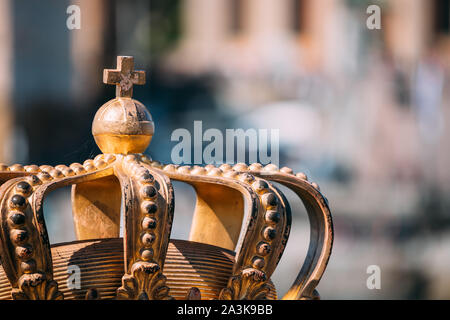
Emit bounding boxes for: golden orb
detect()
[92,97,154,154]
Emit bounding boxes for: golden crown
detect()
[0,56,333,300]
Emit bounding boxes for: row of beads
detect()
[161,163,282,272]
[0,154,116,177]
[248,176,281,271]
[3,154,117,275]
[7,180,37,274]
[160,162,320,191]
[123,156,158,263]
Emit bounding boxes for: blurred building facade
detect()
[162,0,450,299]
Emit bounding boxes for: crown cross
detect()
[103,56,146,98]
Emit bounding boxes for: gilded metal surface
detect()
[0,238,277,300]
[93,56,154,154]
[0,56,333,300]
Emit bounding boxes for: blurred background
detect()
[0,0,450,299]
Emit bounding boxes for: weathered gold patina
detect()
[0,56,333,300]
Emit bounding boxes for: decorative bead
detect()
[141,232,156,246]
[21,259,36,273]
[38,171,52,181]
[186,287,201,300]
[296,172,308,180]
[10,195,27,209]
[252,180,268,193]
[94,154,104,162]
[94,159,107,169]
[141,201,158,214]
[311,182,320,191]
[10,164,25,172]
[141,186,157,199]
[104,154,116,163]
[83,159,94,166]
[262,193,277,207]
[207,168,222,176]
[70,163,82,169]
[11,229,28,243]
[252,257,265,269]
[263,164,278,171]
[0,163,9,171]
[238,173,254,183]
[49,169,64,179]
[70,163,86,174]
[139,171,154,184]
[84,164,96,172]
[125,154,138,162]
[140,248,154,261]
[140,155,151,163]
[55,165,68,171]
[191,166,206,175]
[223,170,238,178]
[16,181,32,196]
[163,164,177,172]
[265,210,280,223]
[150,161,162,168]
[233,163,248,171]
[16,245,33,259]
[142,217,157,229]
[24,165,40,173]
[61,168,75,176]
[9,212,26,225]
[280,167,294,174]
[26,175,42,187]
[256,242,271,256]
[85,288,100,300]
[262,227,276,240]
[204,164,215,171]
[177,166,191,174]
[249,163,263,171]
[39,165,53,172]
[219,164,232,172]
